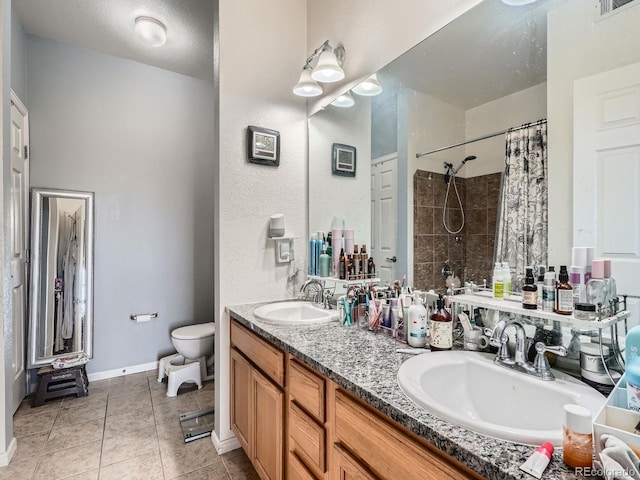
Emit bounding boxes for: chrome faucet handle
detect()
[490,333,511,361]
[533,342,567,381]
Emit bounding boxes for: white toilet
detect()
[158,322,215,397]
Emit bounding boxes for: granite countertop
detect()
[227,301,586,480]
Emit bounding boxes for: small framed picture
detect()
[247,126,280,166]
[332,143,356,177]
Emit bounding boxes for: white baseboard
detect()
[211,430,241,454]
[87,360,159,382]
[0,437,17,467]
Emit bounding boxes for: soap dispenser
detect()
[429,295,452,351]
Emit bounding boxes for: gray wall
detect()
[10,8,25,101]
[26,35,215,374]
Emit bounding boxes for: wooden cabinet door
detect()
[253,368,284,480]
[331,444,376,480]
[231,348,253,454]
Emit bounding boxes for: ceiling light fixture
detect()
[331,91,355,108]
[135,16,167,47]
[293,40,345,97]
[352,73,383,96]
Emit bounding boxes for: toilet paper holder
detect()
[130,312,158,321]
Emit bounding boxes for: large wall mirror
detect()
[308,0,640,291]
[28,188,94,368]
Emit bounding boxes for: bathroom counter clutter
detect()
[227,301,590,480]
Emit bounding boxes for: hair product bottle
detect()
[338,248,346,280]
[522,267,538,310]
[429,295,452,351]
[492,262,504,300]
[319,245,330,277]
[555,266,573,315]
[543,266,556,312]
[360,245,368,278]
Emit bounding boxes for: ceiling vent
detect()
[596,0,638,20]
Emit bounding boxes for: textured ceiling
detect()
[13,0,214,82]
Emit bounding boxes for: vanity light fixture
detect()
[293,40,346,97]
[135,16,167,47]
[352,73,383,96]
[293,66,323,97]
[331,91,355,108]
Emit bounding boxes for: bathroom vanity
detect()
[227,302,589,480]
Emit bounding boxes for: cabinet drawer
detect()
[231,319,284,387]
[334,389,476,480]
[288,452,317,480]
[331,444,376,480]
[289,401,326,475]
[289,358,325,422]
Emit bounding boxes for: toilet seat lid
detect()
[172,322,215,340]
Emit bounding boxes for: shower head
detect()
[463,155,477,163]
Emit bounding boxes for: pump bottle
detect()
[407,297,428,348]
[429,295,452,351]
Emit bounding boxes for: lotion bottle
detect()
[429,295,452,351]
[338,248,346,280]
[319,245,330,277]
[543,266,556,312]
[522,267,538,310]
[501,262,512,297]
[407,296,428,347]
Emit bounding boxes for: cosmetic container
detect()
[574,303,596,321]
[501,262,511,297]
[492,262,504,300]
[542,266,556,312]
[429,295,452,351]
[562,404,593,469]
[522,267,537,310]
[555,266,573,315]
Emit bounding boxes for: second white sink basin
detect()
[398,351,606,446]
[254,301,339,325]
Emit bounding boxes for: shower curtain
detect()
[495,121,548,286]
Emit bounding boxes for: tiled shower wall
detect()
[413,170,502,291]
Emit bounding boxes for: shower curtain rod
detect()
[415,118,547,159]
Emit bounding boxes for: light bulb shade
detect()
[293,69,323,97]
[331,91,355,108]
[352,73,383,96]
[311,50,345,83]
[135,17,167,46]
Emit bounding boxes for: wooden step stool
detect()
[32,365,89,407]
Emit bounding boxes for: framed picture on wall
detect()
[247,126,280,166]
[332,143,356,177]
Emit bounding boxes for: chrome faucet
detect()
[489,317,567,381]
[300,279,333,309]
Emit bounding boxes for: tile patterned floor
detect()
[2,370,259,480]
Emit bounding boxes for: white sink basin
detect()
[253,301,339,325]
[397,351,606,446]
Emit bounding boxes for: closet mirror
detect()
[28,188,94,368]
[308,0,640,290]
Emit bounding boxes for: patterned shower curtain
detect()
[495,121,548,287]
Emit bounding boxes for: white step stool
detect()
[158,353,205,397]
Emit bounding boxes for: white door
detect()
[371,154,398,286]
[573,62,640,323]
[10,91,29,413]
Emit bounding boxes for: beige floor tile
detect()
[123,371,151,384]
[107,382,149,399]
[64,469,99,480]
[54,401,106,427]
[221,448,260,480]
[148,377,166,392]
[89,378,110,390]
[108,376,125,386]
[15,398,63,417]
[155,416,184,442]
[32,439,101,480]
[11,432,48,463]
[106,390,151,417]
[98,450,164,480]
[152,394,199,424]
[0,456,38,480]
[100,425,159,467]
[61,391,108,409]
[104,404,155,438]
[193,389,214,409]
[158,434,219,479]
[44,418,104,453]
[200,380,214,392]
[169,461,229,480]
[13,410,57,438]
